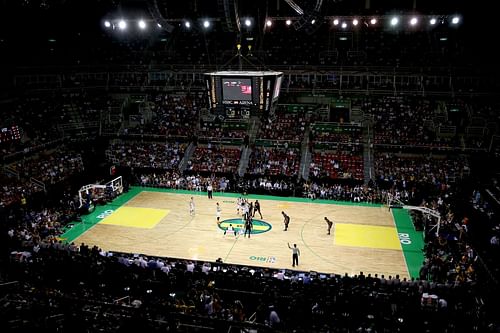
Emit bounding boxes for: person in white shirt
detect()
[224,224,236,237]
[216,202,222,224]
[189,197,195,216]
[288,242,300,267]
[207,183,213,199]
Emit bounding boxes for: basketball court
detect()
[62,187,424,279]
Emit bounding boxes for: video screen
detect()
[222,78,252,101]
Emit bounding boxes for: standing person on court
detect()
[207,182,213,199]
[244,215,253,238]
[287,243,300,267]
[324,217,334,235]
[216,202,222,224]
[236,197,243,215]
[282,211,290,231]
[189,197,195,216]
[253,200,263,219]
[224,224,236,237]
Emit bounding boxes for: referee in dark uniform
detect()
[288,243,300,267]
[244,216,253,238]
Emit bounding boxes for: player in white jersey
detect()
[236,197,243,215]
[189,197,195,216]
[216,202,222,224]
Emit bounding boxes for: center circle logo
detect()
[218,218,272,235]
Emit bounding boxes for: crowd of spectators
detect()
[188,146,241,174]
[310,152,364,180]
[363,96,457,148]
[125,93,201,139]
[302,182,384,203]
[247,147,300,177]
[258,108,307,142]
[1,148,84,207]
[138,171,231,193]
[107,142,185,170]
[374,152,469,200]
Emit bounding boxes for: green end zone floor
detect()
[62,186,424,278]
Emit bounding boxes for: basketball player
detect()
[236,197,243,215]
[253,200,262,219]
[224,224,236,237]
[244,215,253,238]
[242,200,250,220]
[216,202,222,224]
[189,197,195,216]
[324,217,334,235]
[282,211,290,231]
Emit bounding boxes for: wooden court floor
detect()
[75,191,412,279]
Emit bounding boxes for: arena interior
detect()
[1,0,499,332]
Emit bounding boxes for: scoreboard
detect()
[205,71,283,120]
[0,125,21,143]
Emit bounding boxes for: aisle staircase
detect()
[362,116,374,184]
[237,116,261,176]
[299,128,311,181]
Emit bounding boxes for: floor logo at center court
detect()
[218,218,272,234]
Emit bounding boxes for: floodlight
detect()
[104,20,111,28]
[410,17,418,26]
[184,21,191,28]
[370,18,377,25]
[266,19,272,27]
[311,19,316,24]
[430,18,437,25]
[341,22,347,29]
[285,19,292,26]
[244,18,252,27]
[352,19,358,26]
[118,20,127,30]
[451,16,460,24]
[333,19,339,25]
[138,20,147,29]
[390,17,399,26]
[203,20,210,28]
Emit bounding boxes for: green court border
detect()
[61,186,424,278]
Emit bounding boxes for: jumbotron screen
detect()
[222,78,252,101]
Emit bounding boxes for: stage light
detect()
[333,19,339,26]
[410,17,418,26]
[352,19,359,26]
[285,19,292,26]
[341,22,347,29]
[430,18,437,25]
[311,19,316,24]
[157,23,162,28]
[138,20,147,30]
[203,20,210,28]
[244,18,252,27]
[118,20,127,30]
[104,20,111,28]
[184,21,191,28]
[370,18,377,25]
[390,17,399,26]
[451,16,460,24]
[266,19,272,27]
